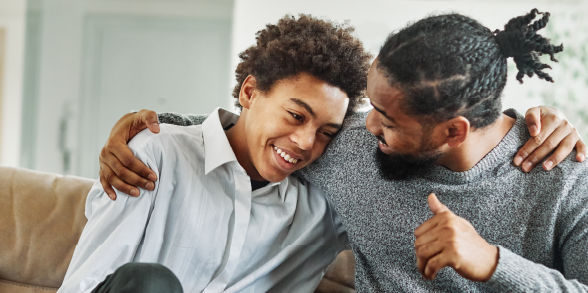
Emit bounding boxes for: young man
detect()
[100,10,587,291]
[59,15,371,293]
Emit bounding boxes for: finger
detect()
[525,107,541,137]
[515,112,562,167]
[107,153,155,191]
[541,132,579,170]
[110,143,157,182]
[415,241,444,263]
[414,216,440,237]
[108,172,140,197]
[428,193,449,214]
[576,140,586,162]
[138,109,160,134]
[424,252,454,280]
[414,231,439,247]
[417,257,424,275]
[99,168,117,200]
[521,123,571,172]
[513,124,560,168]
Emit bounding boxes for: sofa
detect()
[0,166,355,293]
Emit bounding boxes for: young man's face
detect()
[241,72,349,182]
[365,61,443,177]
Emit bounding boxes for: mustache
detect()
[375,147,439,180]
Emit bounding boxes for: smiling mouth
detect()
[273,145,299,164]
[377,135,388,146]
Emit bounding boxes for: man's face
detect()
[243,73,349,182]
[365,62,442,178]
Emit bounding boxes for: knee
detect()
[114,263,183,293]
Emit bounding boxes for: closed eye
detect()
[382,122,394,129]
[288,111,304,122]
[321,131,336,138]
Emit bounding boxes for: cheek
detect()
[383,129,417,151]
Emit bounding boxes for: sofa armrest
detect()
[0,167,93,289]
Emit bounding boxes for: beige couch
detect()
[0,166,354,293]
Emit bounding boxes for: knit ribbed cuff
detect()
[485,245,533,291]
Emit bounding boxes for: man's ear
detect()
[443,116,470,147]
[238,75,257,109]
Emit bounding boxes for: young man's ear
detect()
[238,75,257,109]
[443,116,470,147]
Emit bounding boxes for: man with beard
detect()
[99,10,588,291]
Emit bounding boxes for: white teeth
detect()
[273,145,298,164]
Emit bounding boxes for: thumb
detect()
[428,193,449,214]
[139,110,160,134]
[524,107,541,137]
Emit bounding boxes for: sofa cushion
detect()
[0,167,93,289]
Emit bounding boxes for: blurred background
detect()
[0,0,586,178]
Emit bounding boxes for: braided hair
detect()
[376,9,563,128]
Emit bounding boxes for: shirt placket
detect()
[203,168,252,292]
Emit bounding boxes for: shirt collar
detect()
[202,108,240,175]
[203,108,291,203]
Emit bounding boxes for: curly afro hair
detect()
[232,14,371,113]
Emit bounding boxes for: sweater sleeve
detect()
[485,170,588,292]
[158,112,207,126]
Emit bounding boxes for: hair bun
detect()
[494,29,526,58]
[493,9,563,83]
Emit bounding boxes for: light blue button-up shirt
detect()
[59,108,347,293]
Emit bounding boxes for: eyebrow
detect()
[290,98,342,129]
[290,98,316,117]
[370,102,396,124]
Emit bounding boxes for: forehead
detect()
[270,73,349,120]
[367,65,404,114]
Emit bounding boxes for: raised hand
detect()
[414,193,498,281]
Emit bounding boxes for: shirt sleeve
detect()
[485,171,588,292]
[158,112,207,126]
[59,132,160,293]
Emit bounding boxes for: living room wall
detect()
[0,0,25,167]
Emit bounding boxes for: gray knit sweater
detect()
[159,109,588,292]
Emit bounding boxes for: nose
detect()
[292,126,316,151]
[366,110,382,136]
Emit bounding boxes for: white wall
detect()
[231,0,588,136]
[21,0,234,177]
[0,0,26,166]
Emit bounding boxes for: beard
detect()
[375,146,440,181]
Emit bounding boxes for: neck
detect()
[436,113,516,172]
[225,114,265,181]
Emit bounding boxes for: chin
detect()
[258,170,288,183]
[264,174,287,183]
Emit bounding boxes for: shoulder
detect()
[329,111,374,153]
[340,111,369,135]
[127,124,206,176]
[128,124,204,155]
[550,155,588,186]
